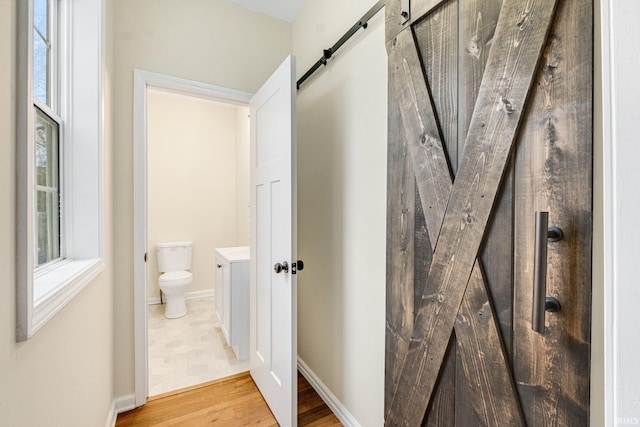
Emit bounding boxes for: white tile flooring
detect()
[148,296,250,396]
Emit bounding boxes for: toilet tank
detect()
[156,241,193,272]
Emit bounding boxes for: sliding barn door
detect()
[384,0,592,426]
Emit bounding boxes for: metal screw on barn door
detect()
[532,211,563,333]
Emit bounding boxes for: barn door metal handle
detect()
[532,211,563,333]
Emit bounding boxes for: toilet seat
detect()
[159,271,192,286]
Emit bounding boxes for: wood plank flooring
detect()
[116,371,342,427]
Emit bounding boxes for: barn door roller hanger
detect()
[400,0,410,24]
[296,0,385,89]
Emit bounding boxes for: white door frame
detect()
[600,1,640,425]
[132,69,252,406]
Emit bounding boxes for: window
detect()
[33,0,63,269]
[33,0,56,106]
[35,107,61,267]
[17,0,105,341]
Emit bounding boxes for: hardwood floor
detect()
[116,371,342,426]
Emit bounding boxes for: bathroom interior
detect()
[146,87,251,396]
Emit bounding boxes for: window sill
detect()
[32,258,105,334]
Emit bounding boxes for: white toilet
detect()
[156,241,193,319]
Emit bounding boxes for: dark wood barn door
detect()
[384,0,592,426]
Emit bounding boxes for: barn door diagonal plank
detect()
[386,50,453,424]
[388,30,452,241]
[385,70,418,415]
[388,28,523,427]
[386,0,560,424]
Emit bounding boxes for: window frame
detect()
[16,0,106,341]
[33,101,64,272]
[32,0,58,109]
[29,0,66,279]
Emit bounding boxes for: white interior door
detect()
[250,55,297,427]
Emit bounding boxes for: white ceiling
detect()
[225,0,308,22]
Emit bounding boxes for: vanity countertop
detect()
[215,246,250,263]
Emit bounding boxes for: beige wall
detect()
[147,89,249,299]
[293,1,387,426]
[0,0,115,425]
[113,0,292,397]
[235,107,251,245]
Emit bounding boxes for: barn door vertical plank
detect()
[456,1,511,424]
[456,0,513,425]
[457,0,503,155]
[385,62,418,416]
[457,0,515,357]
[414,0,459,174]
[386,0,560,423]
[421,336,456,426]
[512,0,593,425]
[413,186,433,321]
[414,188,455,427]
[412,5,458,424]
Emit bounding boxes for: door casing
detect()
[132,70,252,406]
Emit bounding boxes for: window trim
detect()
[16,0,105,341]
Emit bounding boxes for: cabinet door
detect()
[229,260,250,361]
[222,261,231,343]
[215,257,224,325]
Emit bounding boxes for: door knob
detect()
[532,211,563,333]
[274,261,289,274]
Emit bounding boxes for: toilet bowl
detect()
[158,271,192,318]
[156,241,193,319]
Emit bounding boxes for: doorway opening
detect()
[146,87,250,396]
[133,70,254,404]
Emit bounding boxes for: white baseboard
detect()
[105,394,136,427]
[297,357,362,427]
[105,403,116,427]
[148,289,215,305]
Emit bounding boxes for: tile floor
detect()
[148,296,250,396]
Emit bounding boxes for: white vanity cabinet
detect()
[214,246,250,361]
